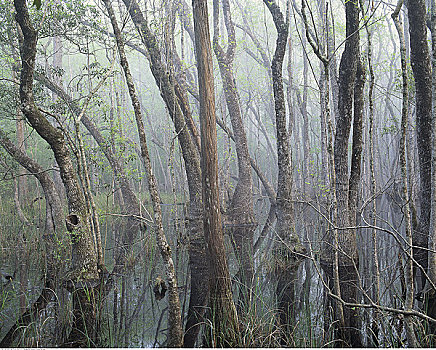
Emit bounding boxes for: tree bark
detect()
[102,0,184,345]
[320,0,363,345]
[212,0,256,307]
[429,0,436,337]
[407,0,432,294]
[393,2,419,345]
[263,0,305,344]
[13,0,100,346]
[120,1,208,345]
[192,0,240,346]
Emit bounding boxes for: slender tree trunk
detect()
[363,3,381,344]
[429,0,436,336]
[120,2,208,345]
[212,0,256,307]
[317,0,363,345]
[263,0,305,344]
[301,32,310,189]
[392,2,419,345]
[102,0,184,345]
[0,130,64,347]
[15,98,27,202]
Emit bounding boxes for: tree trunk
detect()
[13,1,100,346]
[393,2,419,345]
[192,0,240,346]
[407,0,432,294]
[35,72,143,275]
[212,0,256,307]
[120,2,208,345]
[320,0,363,346]
[0,129,64,347]
[429,0,436,337]
[103,0,184,345]
[263,0,305,344]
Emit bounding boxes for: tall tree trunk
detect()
[392,2,419,345]
[263,0,305,345]
[13,1,100,346]
[429,0,436,336]
[362,2,381,344]
[212,0,256,307]
[301,31,310,189]
[120,2,208,345]
[407,0,432,294]
[192,0,240,346]
[102,0,184,345]
[319,0,363,345]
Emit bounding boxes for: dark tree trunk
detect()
[429,0,436,337]
[321,0,363,346]
[407,0,432,295]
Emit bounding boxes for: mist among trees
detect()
[1,0,436,347]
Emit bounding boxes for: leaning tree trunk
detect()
[0,130,65,347]
[263,0,305,345]
[102,0,184,345]
[35,72,144,278]
[192,0,240,346]
[120,1,208,346]
[13,0,100,346]
[212,0,256,307]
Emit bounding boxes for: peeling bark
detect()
[193,0,240,346]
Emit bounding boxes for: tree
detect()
[320,0,364,346]
[192,0,240,346]
[120,1,208,345]
[13,0,100,345]
[212,0,256,306]
[102,0,183,345]
[407,0,432,298]
[0,129,63,347]
[263,0,305,344]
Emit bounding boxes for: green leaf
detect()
[33,0,42,10]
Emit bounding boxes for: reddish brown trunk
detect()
[193,0,240,346]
